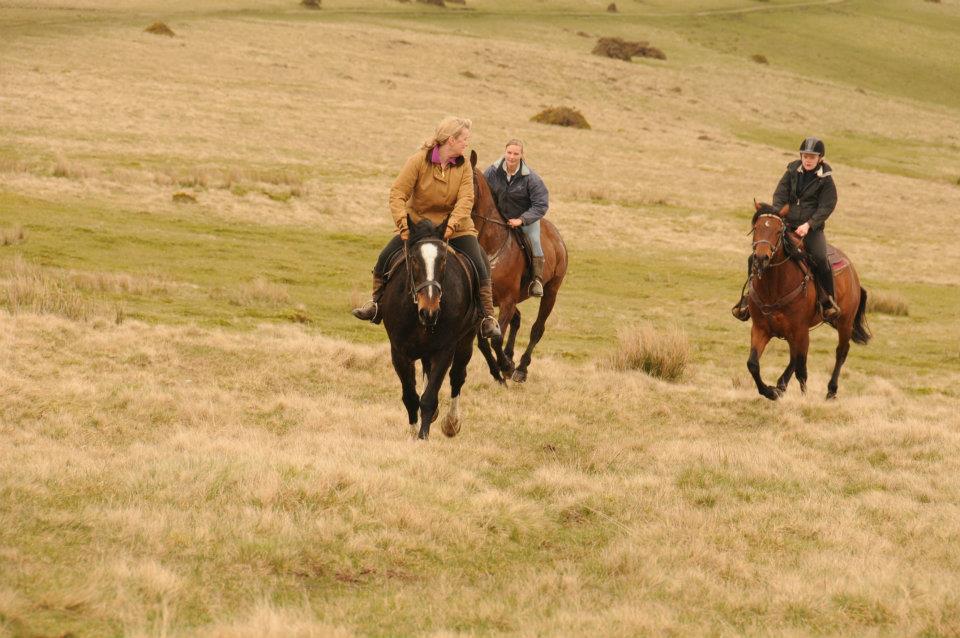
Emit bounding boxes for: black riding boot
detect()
[816,266,840,320]
[732,255,753,321]
[352,271,386,324]
[529,257,545,297]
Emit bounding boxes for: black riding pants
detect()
[375,234,491,282]
[802,228,835,298]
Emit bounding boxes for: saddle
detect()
[383,245,478,299]
[783,234,848,276]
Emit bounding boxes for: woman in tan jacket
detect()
[352,116,500,338]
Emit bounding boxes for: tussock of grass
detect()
[172,191,197,204]
[751,53,768,64]
[224,277,291,307]
[144,22,175,37]
[609,323,690,381]
[592,37,666,62]
[867,291,909,316]
[606,2,618,12]
[1,226,26,246]
[52,153,89,179]
[300,0,321,8]
[531,106,590,130]
[0,256,91,321]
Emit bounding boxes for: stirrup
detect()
[480,316,501,338]
[528,279,544,297]
[822,297,840,320]
[351,300,379,323]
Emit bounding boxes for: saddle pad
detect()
[826,244,848,273]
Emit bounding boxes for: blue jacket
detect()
[483,158,549,225]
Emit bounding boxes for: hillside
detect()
[2,1,959,635]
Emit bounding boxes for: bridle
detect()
[751,213,790,276]
[405,237,448,304]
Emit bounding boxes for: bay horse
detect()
[381,215,480,439]
[746,202,871,400]
[468,151,569,384]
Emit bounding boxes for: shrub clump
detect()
[607,2,618,12]
[592,37,666,61]
[610,324,690,382]
[300,0,321,7]
[751,54,768,64]
[144,21,175,37]
[866,290,909,316]
[531,106,590,130]
[417,0,445,6]
[172,192,197,204]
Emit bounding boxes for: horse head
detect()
[405,214,449,327]
[751,202,789,275]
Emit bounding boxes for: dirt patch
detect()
[592,37,666,61]
[144,21,175,37]
[531,107,590,130]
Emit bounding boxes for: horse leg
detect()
[747,325,780,400]
[493,300,518,376]
[512,285,558,384]
[777,330,804,393]
[417,350,455,440]
[503,308,521,364]
[792,330,810,395]
[827,323,852,400]
[391,347,419,430]
[442,333,475,437]
[477,334,505,385]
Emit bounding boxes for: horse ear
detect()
[470,150,477,169]
[778,204,789,217]
[753,199,761,212]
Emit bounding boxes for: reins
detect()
[749,213,811,316]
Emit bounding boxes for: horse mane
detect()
[751,202,782,225]
[408,217,440,244]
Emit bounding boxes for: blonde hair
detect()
[504,138,525,154]
[421,116,472,150]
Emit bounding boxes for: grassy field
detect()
[2,1,960,636]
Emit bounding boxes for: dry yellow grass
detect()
[609,323,690,381]
[2,1,960,635]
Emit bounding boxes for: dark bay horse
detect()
[469,153,569,384]
[381,216,480,439]
[746,202,871,400]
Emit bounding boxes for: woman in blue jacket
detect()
[483,139,550,297]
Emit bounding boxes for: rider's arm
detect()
[809,175,837,231]
[389,153,421,234]
[771,169,791,209]
[446,164,475,235]
[519,174,549,225]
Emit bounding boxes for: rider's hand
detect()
[400,228,409,241]
[444,226,454,240]
[795,222,810,238]
[508,218,523,228]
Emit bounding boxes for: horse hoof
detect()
[776,382,787,393]
[441,415,461,438]
[417,430,429,441]
[511,369,527,383]
[763,386,781,401]
[500,362,515,376]
[826,391,837,400]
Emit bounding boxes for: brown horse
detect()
[746,202,871,400]
[468,152,569,384]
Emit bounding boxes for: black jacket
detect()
[772,159,837,231]
[482,158,549,225]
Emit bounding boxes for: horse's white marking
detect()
[449,396,459,420]
[421,242,439,298]
[764,220,770,227]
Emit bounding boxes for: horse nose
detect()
[419,306,438,326]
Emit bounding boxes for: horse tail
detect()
[852,286,872,345]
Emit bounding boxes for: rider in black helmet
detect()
[733,136,842,321]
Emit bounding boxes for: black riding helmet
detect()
[799,136,825,156]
